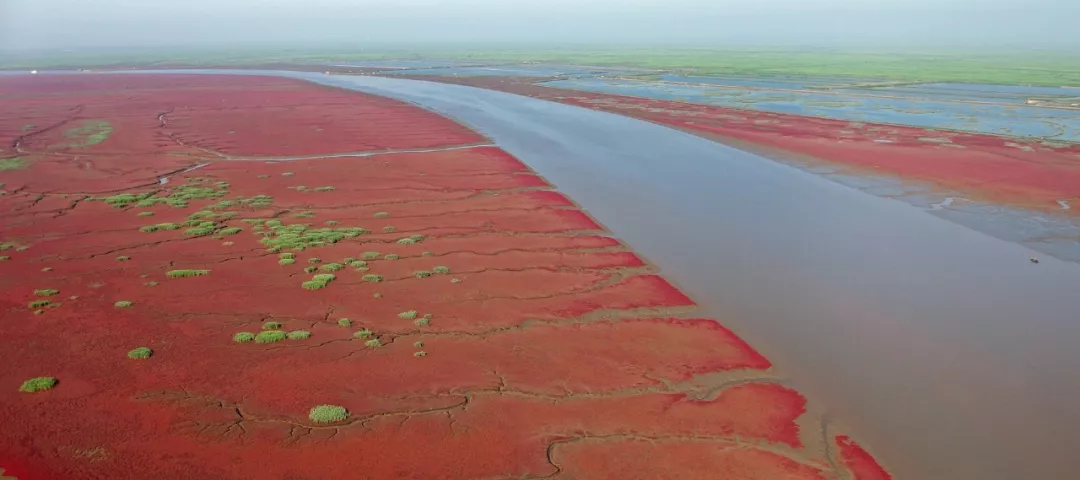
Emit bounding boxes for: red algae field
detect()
[1,74,888,479]
[415,75,1080,215]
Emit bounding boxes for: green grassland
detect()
[444,48,1080,86]
[3,46,1079,86]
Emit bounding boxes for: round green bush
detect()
[286,330,311,340]
[233,332,256,343]
[19,376,57,393]
[255,330,287,344]
[127,347,153,359]
[308,404,348,424]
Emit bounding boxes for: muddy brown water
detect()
[100,70,1080,478]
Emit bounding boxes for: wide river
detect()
[127,70,1080,479]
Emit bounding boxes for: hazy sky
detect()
[2,0,1078,51]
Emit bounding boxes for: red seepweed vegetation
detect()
[0,74,888,479]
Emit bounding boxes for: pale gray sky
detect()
[1,0,1077,51]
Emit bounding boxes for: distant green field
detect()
[4,47,1079,87]
[431,48,1080,87]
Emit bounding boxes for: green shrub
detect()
[127,347,153,359]
[361,252,380,260]
[384,254,399,261]
[255,330,287,344]
[166,269,210,278]
[114,301,133,308]
[188,210,215,220]
[414,351,428,358]
[413,341,424,348]
[365,339,382,348]
[433,266,450,274]
[233,332,256,343]
[158,223,181,230]
[374,212,389,218]
[140,225,160,233]
[19,377,57,393]
[137,211,155,217]
[257,221,368,253]
[103,193,144,207]
[116,256,130,262]
[302,273,336,290]
[279,258,296,266]
[34,289,59,297]
[353,329,373,339]
[217,227,242,236]
[349,261,368,268]
[337,318,352,327]
[414,318,430,327]
[209,200,236,210]
[184,226,215,237]
[398,235,427,245]
[28,300,53,309]
[398,311,418,320]
[286,330,311,340]
[314,186,336,192]
[362,274,383,283]
[414,271,432,279]
[0,256,9,261]
[263,321,283,330]
[308,258,322,264]
[280,252,296,260]
[320,263,344,272]
[308,404,348,424]
[304,266,317,274]
[382,226,396,233]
